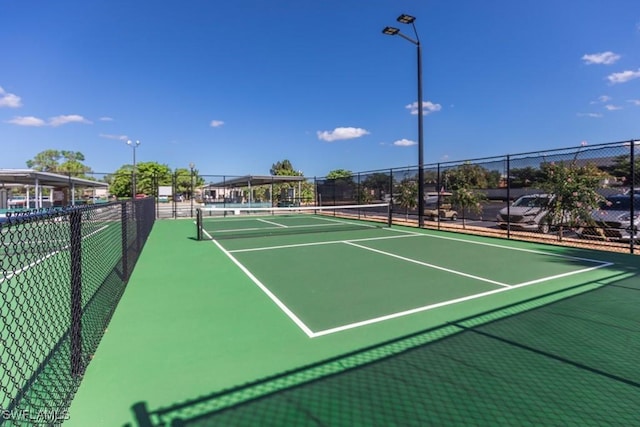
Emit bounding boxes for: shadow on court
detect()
[125,249,640,426]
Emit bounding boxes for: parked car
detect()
[496,194,559,233]
[424,192,458,221]
[577,194,640,242]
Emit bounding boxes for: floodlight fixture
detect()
[382,26,400,36]
[397,14,416,24]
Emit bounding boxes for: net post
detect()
[69,208,84,377]
[196,208,203,240]
[387,202,393,227]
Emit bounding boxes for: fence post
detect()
[436,163,441,231]
[506,155,511,239]
[136,199,142,254]
[357,172,361,219]
[154,173,159,219]
[630,141,635,254]
[121,202,129,281]
[172,172,177,219]
[69,209,83,377]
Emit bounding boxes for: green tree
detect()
[326,169,353,180]
[268,159,313,205]
[538,160,607,240]
[26,149,62,172]
[174,168,204,199]
[396,179,418,220]
[323,169,355,204]
[105,166,134,198]
[362,172,392,201]
[26,149,91,177]
[509,166,544,188]
[443,163,487,228]
[486,170,502,188]
[443,163,490,189]
[107,161,172,197]
[136,162,172,196]
[270,159,301,176]
[602,155,640,187]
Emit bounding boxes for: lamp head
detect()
[382,26,400,36]
[397,14,416,24]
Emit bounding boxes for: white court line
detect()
[257,218,288,228]
[214,222,352,234]
[343,241,510,288]
[0,224,111,285]
[228,233,415,253]
[310,257,614,337]
[382,227,611,265]
[212,224,616,338]
[203,229,315,338]
[311,215,378,228]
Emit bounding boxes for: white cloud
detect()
[393,139,417,147]
[605,104,622,111]
[210,120,224,127]
[577,112,603,118]
[99,133,129,141]
[317,127,370,142]
[627,99,640,106]
[99,117,114,121]
[0,86,22,108]
[7,116,46,126]
[405,101,442,115]
[7,114,92,127]
[607,69,640,84]
[582,51,621,65]
[49,114,92,127]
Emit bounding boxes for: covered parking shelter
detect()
[201,175,308,207]
[0,169,109,210]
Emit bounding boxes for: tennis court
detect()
[62,204,639,426]
[198,205,614,338]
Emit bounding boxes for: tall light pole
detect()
[127,140,141,197]
[383,14,425,228]
[189,162,195,217]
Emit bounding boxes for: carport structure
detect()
[201,175,307,207]
[0,169,109,210]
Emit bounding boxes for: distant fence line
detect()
[7,139,638,253]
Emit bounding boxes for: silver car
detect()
[579,194,640,241]
[496,194,556,233]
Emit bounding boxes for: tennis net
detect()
[196,203,392,240]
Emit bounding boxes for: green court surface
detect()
[65,218,639,426]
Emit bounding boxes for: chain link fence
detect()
[24,139,637,254]
[314,139,639,254]
[0,198,155,422]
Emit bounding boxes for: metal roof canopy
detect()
[0,169,109,209]
[0,169,109,188]
[204,175,306,188]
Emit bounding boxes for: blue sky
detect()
[1,0,639,177]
